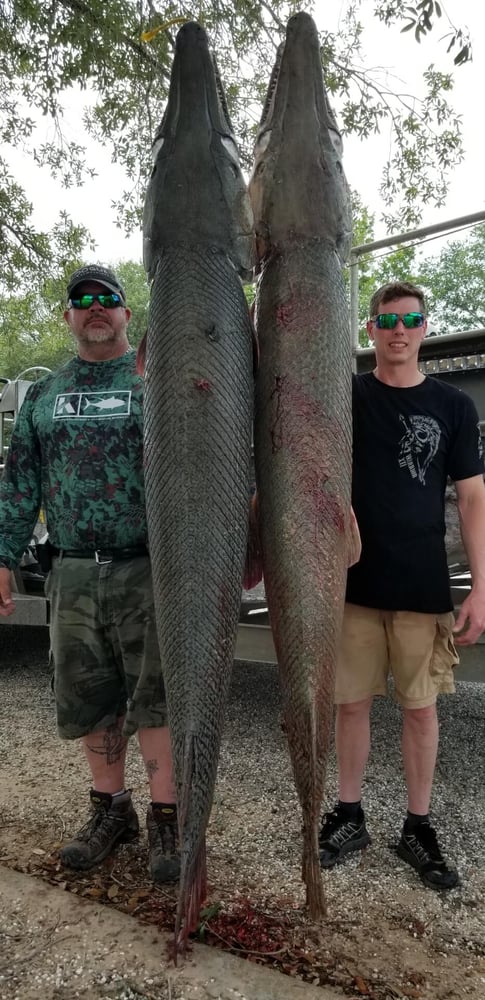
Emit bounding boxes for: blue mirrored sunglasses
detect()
[69,293,123,310]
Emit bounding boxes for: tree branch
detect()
[58,0,170,78]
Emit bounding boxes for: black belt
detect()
[51,546,148,565]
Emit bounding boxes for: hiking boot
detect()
[60,789,139,871]
[146,805,181,884]
[319,804,371,869]
[397,821,459,890]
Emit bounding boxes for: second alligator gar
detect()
[141,21,254,949]
[249,12,358,918]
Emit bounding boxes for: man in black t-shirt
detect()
[319,281,485,889]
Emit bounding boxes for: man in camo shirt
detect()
[0,264,180,883]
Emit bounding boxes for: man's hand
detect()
[0,567,15,617]
[452,586,485,646]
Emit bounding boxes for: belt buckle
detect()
[95,550,112,565]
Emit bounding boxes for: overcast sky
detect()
[9,0,484,266]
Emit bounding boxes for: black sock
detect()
[338,799,362,819]
[91,789,114,804]
[151,802,177,822]
[405,810,429,830]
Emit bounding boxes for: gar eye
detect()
[256,130,271,155]
[221,136,240,164]
[152,137,164,162]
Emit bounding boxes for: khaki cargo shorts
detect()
[335,603,459,709]
[46,554,167,740]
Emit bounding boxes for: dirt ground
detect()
[0,626,484,999]
[1,864,339,1000]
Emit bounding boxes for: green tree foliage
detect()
[0,0,472,292]
[117,260,149,348]
[0,284,72,379]
[347,192,375,341]
[388,0,471,64]
[418,223,485,333]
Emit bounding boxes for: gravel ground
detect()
[0,625,484,999]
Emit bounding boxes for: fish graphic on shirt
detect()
[83,396,126,411]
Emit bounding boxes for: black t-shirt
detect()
[346,372,484,613]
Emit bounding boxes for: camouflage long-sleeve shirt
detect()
[0,351,148,567]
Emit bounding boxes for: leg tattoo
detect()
[146,758,160,780]
[86,722,127,766]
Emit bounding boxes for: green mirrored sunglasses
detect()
[372,312,425,330]
[69,293,123,310]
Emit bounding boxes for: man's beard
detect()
[77,325,118,344]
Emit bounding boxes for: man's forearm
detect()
[458,493,485,589]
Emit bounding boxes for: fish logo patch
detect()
[54,391,132,419]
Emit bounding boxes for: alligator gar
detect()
[249,12,357,918]
[141,21,254,949]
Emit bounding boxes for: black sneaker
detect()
[60,789,139,871]
[319,804,371,869]
[397,821,459,890]
[146,805,181,883]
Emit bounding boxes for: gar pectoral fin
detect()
[348,507,362,568]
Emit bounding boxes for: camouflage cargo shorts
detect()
[46,553,167,740]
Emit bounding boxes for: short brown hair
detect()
[369,281,426,319]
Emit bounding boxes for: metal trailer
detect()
[0,371,52,626]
